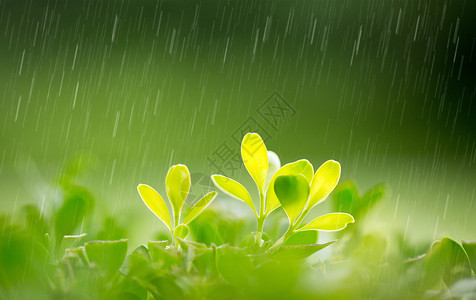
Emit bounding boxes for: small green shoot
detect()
[137,164,217,243]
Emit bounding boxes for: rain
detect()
[0,0,475,298]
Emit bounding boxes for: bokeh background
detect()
[1,0,475,247]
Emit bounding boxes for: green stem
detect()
[257,215,265,233]
[267,226,295,253]
[257,189,265,233]
[293,207,310,229]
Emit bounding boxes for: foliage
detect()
[0,132,475,299]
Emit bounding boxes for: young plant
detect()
[211,133,281,236]
[267,161,355,252]
[137,164,217,242]
[211,132,354,254]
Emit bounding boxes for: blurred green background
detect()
[1,0,475,246]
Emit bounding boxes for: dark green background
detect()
[1,0,475,244]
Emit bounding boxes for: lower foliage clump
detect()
[1,133,475,299]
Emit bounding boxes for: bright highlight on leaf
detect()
[241,133,268,192]
[211,175,256,215]
[265,150,281,188]
[137,184,172,231]
[299,213,354,232]
[274,175,310,223]
[166,164,191,225]
[266,159,314,214]
[183,191,217,224]
[308,160,341,208]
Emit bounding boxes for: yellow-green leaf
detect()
[274,175,310,223]
[307,160,341,209]
[174,224,190,239]
[266,159,314,214]
[183,191,217,224]
[137,184,172,231]
[165,164,191,226]
[241,133,268,192]
[211,175,256,215]
[299,213,354,232]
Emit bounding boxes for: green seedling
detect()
[267,161,354,252]
[211,133,280,235]
[137,164,217,242]
[212,132,354,254]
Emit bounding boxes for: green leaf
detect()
[119,244,151,277]
[137,184,172,231]
[55,186,94,239]
[148,241,181,267]
[359,183,386,216]
[241,132,268,192]
[274,175,310,223]
[299,213,355,232]
[217,246,253,287]
[212,175,256,215]
[84,239,128,276]
[307,160,341,209]
[165,164,191,226]
[270,241,335,261]
[424,237,472,287]
[183,191,217,224]
[266,159,314,214]
[462,241,476,274]
[331,180,359,214]
[174,224,190,239]
[283,230,318,246]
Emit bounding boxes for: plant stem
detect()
[267,226,295,253]
[257,189,265,233]
[257,215,265,233]
[294,207,310,229]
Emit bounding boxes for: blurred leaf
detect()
[307,160,341,208]
[120,244,151,277]
[444,278,476,299]
[283,230,318,246]
[299,213,354,232]
[64,246,88,265]
[274,175,310,223]
[117,278,148,300]
[462,241,476,274]
[266,159,314,214]
[217,246,253,287]
[148,241,181,267]
[174,224,190,239]
[189,209,246,246]
[97,217,127,240]
[332,181,359,214]
[211,175,255,214]
[55,186,94,239]
[359,183,386,216]
[137,184,172,231]
[165,164,191,225]
[270,241,335,261]
[424,237,472,287]
[84,239,128,276]
[22,205,48,236]
[241,132,268,192]
[62,233,87,251]
[183,191,217,224]
[332,181,386,220]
